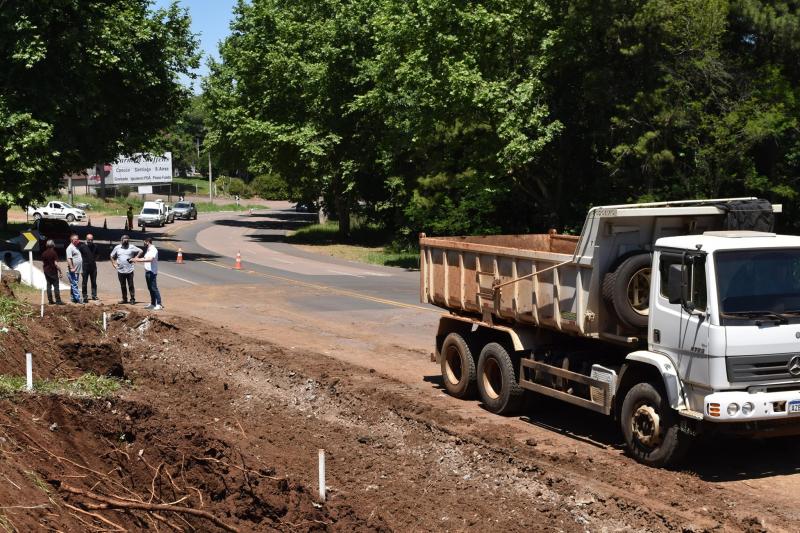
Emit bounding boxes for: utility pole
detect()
[208,150,213,202]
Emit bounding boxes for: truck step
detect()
[519,359,613,415]
[678,409,704,420]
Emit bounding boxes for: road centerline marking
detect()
[158,270,199,285]
[197,259,435,313]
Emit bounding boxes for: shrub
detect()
[250,173,289,200]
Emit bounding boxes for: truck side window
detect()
[659,253,707,311]
[659,253,681,298]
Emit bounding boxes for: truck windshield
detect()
[142,208,159,215]
[715,249,800,315]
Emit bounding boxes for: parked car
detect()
[31,218,72,252]
[172,201,197,220]
[27,201,85,222]
[138,201,166,228]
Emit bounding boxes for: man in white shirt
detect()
[132,236,162,310]
[65,234,83,303]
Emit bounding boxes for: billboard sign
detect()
[111,153,172,184]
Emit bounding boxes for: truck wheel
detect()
[603,253,652,330]
[33,213,42,220]
[440,333,477,399]
[66,214,75,222]
[620,382,691,467]
[477,343,524,415]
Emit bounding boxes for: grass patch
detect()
[10,282,42,301]
[0,514,15,533]
[0,373,122,398]
[0,295,32,331]
[194,201,267,212]
[25,470,50,494]
[288,220,419,269]
[173,176,210,195]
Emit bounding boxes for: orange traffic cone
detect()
[176,248,184,264]
[234,251,242,270]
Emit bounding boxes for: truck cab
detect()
[650,232,800,426]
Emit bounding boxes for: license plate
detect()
[789,400,800,414]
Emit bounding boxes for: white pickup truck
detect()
[27,201,86,223]
[421,197,800,467]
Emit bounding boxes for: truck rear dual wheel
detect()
[620,382,691,467]
[440,333,477,399]
[603,253,652,330]
[477,343,524,415]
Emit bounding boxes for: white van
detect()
[138,201,167,227]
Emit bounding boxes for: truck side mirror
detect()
[666,264,686,305]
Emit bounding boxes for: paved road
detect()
[43,207,438,357]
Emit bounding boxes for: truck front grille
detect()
[727,353,800,383]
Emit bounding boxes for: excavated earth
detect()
[1,284,799,531]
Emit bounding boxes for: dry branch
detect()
[58,482,238,532]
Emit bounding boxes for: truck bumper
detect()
[703,389,800,422]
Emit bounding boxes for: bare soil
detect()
[2,284,800,531]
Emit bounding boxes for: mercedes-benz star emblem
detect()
[789,356,800,377]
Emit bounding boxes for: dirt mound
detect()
[0,396,380,532]
[0,297,386,532]
[58,340,125,377]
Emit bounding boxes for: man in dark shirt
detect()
[41,240,64,305]
[79,232,99,301]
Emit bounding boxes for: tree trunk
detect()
[336,195,351,238]
[0,204,8,232]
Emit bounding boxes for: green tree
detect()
[206,0,800,238]
[0,0,199,227]
[205,0,381,236]
[163,94,207,177]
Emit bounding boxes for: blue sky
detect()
[153,0,238,88]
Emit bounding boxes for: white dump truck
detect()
[420,198,800,466]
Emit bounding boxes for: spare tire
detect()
[603,253,652,330]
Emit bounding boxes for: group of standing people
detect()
[41,234,162,310]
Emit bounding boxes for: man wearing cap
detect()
[109,235,142,304]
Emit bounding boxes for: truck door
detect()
[51,202,64,219]
[650,252,711,386]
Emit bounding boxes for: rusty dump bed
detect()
[419,233,591,336]
[420,198,783,341]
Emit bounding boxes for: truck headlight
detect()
[727,403,740,416]
[741,402,754,415]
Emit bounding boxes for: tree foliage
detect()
[0,0,199,224]
[206,0,800,238]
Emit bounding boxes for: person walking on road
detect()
[79,233,98,301]
[110,235,142,304]
[65,234,83,304]
[41,240,64,305]
[132,236,162,310]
